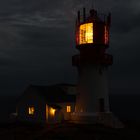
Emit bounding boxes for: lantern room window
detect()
[104,26,109,45]
[28,107,35,115]
[67,106,71,113]
[79,23,93,45]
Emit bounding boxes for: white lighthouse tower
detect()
[71,8,123,128]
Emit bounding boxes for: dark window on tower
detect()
[99,98,105,112]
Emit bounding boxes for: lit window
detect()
[50,107,56,116]
[104,26,109,45]
[67,106,71,113]
[28,107,35,115]
[79,23,93,45]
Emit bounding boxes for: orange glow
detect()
[67,106,71,113]
[105,26,109,44]
[46,105,49,120]
[50,107,56,116]
[28,107,35,115]
[79,23,93,44]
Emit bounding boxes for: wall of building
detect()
[46,106,63,123]
[59,102,75,120]
[76,64,110,113]
[17,94,75,123]
[17,92,46,123]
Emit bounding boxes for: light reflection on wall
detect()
[104,26,109,45]
[50,107,56,116]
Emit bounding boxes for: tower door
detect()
[99,98,105,112]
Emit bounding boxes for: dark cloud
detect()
[0,0,139,95]
[0,52,14,66]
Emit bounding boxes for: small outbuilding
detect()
[17,84,76,123]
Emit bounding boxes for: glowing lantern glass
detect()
[79,23,93,45]
[104,26,109,45]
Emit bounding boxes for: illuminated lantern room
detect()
[76,8,111,49]
[79,23,93,44]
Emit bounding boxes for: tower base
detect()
[71,112,124,128]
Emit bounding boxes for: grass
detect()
[0,121,140,140]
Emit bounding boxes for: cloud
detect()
[0,0,139,95]
[0,52,14,66]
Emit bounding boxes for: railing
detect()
[72,53,113,66]
[77,12,108,24]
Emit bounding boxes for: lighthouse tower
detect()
[71,8,123,128]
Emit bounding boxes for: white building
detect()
[17,84,76,123]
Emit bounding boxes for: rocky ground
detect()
[0,121,140,140]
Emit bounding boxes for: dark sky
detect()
[0,0,140,96]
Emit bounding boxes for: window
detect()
[79,23,93,45]
[28,107,35,115]
[104,26,109,45]
[67,106,71,113]
[50,107,56,116]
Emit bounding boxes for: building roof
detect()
[23,84,76,103]
[54,83,76,87]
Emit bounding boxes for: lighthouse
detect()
[71,8,123,128]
